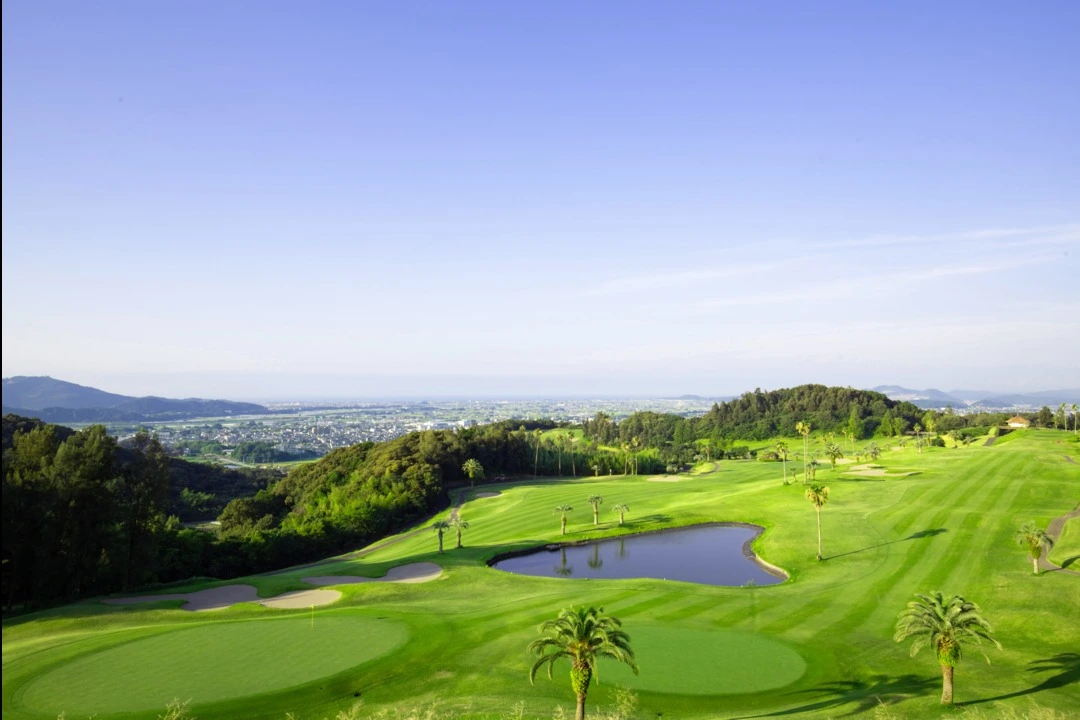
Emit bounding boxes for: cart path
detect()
[1039,503,1080,575]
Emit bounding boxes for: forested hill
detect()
[2,376,268,422]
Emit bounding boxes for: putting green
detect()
[19,615,407,715]
[599,627,805,694]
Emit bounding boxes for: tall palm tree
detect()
[1072,403,1079,432]
[555,505,573,535]
[450,517,469,549]
[914,423,923,454]
[621,442,631,475]
[775,441,789,485]
[461,458,484,487]
[591,463,600,477]
[587,495,603,526]
[805,483,829,560]
[796,421,812,482]
[1057,403,1067,430]
[893,591,1001,705]
[847,431,856,457]
[534,429,543,478]
[612,503,629,525]
[528,606,638,720]
[1016,522,1054,575]
[570,436,578,476]
[631,436,642,475]
[824,443,844,470]
[432,520,451,553]
[557,435,565,476]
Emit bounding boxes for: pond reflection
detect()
[492,524,784,586]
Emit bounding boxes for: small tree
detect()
[866,442,882,461]
[432,520,451,553]
[1015,522,1054,575]
[450,517,470,549]
[612,504,629,525]
[462,458,484,487]
[805,484,829,560]
[528,607,638,720]
[588,496,603,526]
[824,443,844,470]
[591,463,600,477]
[775,441,789,484]
[894,592,1001,704]
[555,505,573,535]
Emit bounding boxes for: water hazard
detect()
[490,524,785,586]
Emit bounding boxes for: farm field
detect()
[3,430,1078,719]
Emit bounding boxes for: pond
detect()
[490,524,785,586]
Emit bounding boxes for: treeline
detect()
[583,385,1015,464]
[1,415,276,609]
[231,441,317,463]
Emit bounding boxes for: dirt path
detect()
[1039,504,1080,575]
[983,436,998,447]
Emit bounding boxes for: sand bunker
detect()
[305,562,443,586]
[843,464,918,478]
[648,476,681,482]
[473,491,501,498]
[104,585,342,612]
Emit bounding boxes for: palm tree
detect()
[591,462,600,477]
[914,423,923,454]
[893,591,1001,704]
[570,435,578,476]
[775,441,789,485]
[534,429,543,478]
[612,503,629,525]
[805,483,829,560]
[528,606,638,720]
[1016,522,1054,575]
[555,505,573,535]
[450,517,470,549]
[808,456,820,483]
[847,431,856,457]
[557,435,565,476]
[1072,403,1079,432]
[1057,403,1068,430]
[631,436,642,475]
[432,520,451,553]
[866,442,882,461]
[824,443,844,470]
[796,421,812,482]
[587,495,603,526]
[621,442,631,475]
[461,458,484,487]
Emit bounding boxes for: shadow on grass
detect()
[961,653,1079,706]
[735,673,937,718]
[825,528,948,561]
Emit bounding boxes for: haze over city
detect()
[3,2,1078,398]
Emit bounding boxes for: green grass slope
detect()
[3,430,1078,719]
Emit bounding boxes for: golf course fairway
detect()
[3,429,1077,719]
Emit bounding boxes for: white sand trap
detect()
[304,562,443,586]
[648,476,681,483]
[473,491,500,498]
[104,584,343,612]
[843,463,918,478]
[259,588,342,609]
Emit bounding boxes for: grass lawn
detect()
[3,430,1077,719]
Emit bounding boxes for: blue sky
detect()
[3,1,1078,399]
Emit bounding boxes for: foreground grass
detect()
[3,431,1077,719]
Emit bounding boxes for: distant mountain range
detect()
[870,385,1079,410]
[2,376,268,423]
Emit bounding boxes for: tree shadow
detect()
[735,673,937,718]
[961,653,1079,706]
[826,528,948,560]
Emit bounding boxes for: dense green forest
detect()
[1,387,1014,611]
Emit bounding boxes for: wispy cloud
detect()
[811,223,1080,251]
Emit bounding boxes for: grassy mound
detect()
[18,615,406,715]
[600,627,805,694]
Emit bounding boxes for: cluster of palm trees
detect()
[431,517,470,552]
[1055,402,1079,431]
[528,590,1004,717]
[553,496,630,534]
